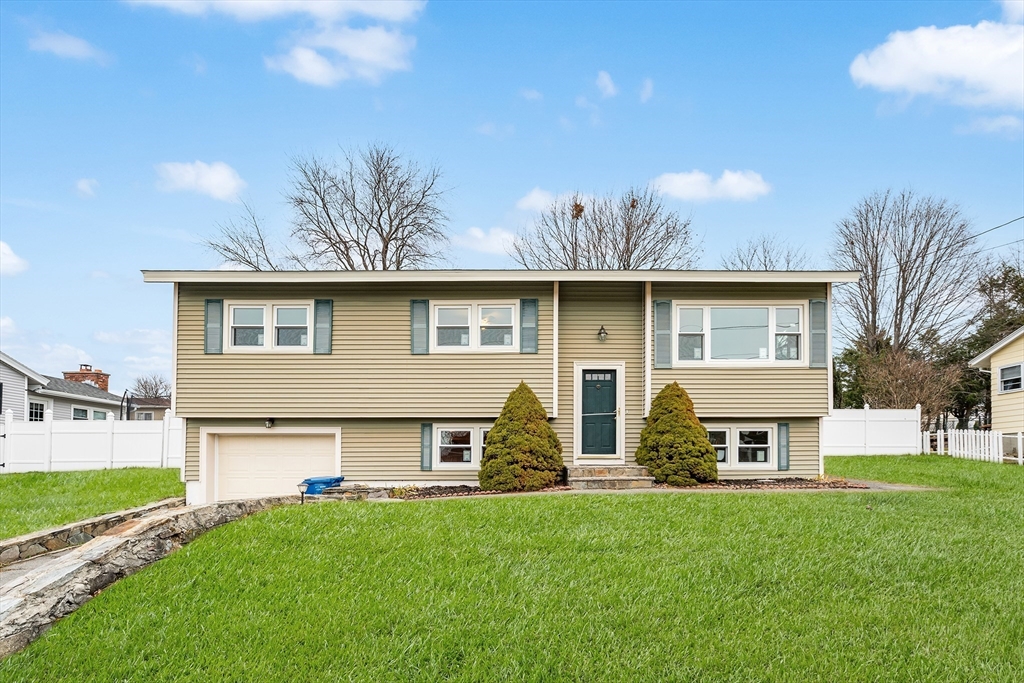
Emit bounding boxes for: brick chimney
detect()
[63,363,110,392]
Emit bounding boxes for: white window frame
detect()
[72,405,90,421]
[702,424,775,469]
[92,409,108,421]
[28,399,50,422]
[998,363,1022,394]
[671,302,807,368]
[430,301,519,353]
[136,411,155,421]
[706,428,729,465]
[433,424,492,470]
[223,300,314,354]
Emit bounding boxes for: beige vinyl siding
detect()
[185,418,481,483]
[176,282,553,419]
[991,341,1024,433]
[554,281,645,462]
[651,283,830,418]
[704,417,819,479]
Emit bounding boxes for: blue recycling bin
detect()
[300,476,344,495]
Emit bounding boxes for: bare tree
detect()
[860,350,960,426]
[831,189,978,354]
[205,202,282,271]
[206,144,448,271]
[509,186,699,269]
[131,373,171,398]
[720,233,810,270]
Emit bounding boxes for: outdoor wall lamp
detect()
[597,325,608,342]
[297,482,308,505]
[265,418,275,429]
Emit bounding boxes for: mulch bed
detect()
[399,485,572,500]
[656,477,869,490]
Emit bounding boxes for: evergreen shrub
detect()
[478,382,564,492]
[635,382,719,486]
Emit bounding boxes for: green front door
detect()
[581,370,617,455]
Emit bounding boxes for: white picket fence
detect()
[822,404,923,455]
[921,429,1024,465]
[0,408,184,474]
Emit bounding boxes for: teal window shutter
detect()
[778,423,790,471]
[809,299,827,368]
[313,300,333,354]
[520,299,539,354]
[421,423,433,471]
[204,299,223,354]
[411,300,429,354]
[654,300,671,368]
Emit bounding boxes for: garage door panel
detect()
[216,434,336,501]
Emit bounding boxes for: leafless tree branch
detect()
[509,186,700,270]
[720,233,810,270]
[204,201,281,271]
[130,373,171,399]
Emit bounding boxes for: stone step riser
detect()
[569,478,654,490]
[567,466,650,478]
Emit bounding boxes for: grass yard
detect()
[0,468,184,539]
[2,456,1023,682]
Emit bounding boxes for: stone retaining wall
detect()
[0,496,298,658]
[0,498,186,566]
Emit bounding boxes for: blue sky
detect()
[1,0,1022,394]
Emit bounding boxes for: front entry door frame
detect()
[573,360,626,464]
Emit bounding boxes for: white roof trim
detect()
[969,326,1024,369]
[32,388,123,407]
[143,269,861,284]
[0,351,49,385]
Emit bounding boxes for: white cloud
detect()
[155,161,246,202]
[95,328,171,350]
[1003,1,1024,23]
[475,122,514,138]
[28,30,110,64]
[0,316,15,339]
[850,20,1024,109]
[129,0,424,22]
[17,343,93,376]
[516,187,556,212]
[653,170,772,202]
[76,178,99,197]
[640,78,654,103]
[957,114,1024,135]
[520,88,543,101]
[134,0,422,87]
[452,227,516,255]
[596,70,617,98]
[0,241,29,276]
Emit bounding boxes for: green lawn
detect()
[2,456,1022,682]
[0,468,184,539]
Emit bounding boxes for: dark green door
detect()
[581,370,617,455]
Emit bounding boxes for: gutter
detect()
[32,389,122,407]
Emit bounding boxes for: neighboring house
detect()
[144,269,859,504]
[130,396,171,421]
[969,326,1024,434]
[0,354,123,421]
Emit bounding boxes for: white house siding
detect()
[0,362,27,421]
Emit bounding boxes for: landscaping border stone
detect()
[0,498,186,567]
[0,495,298,658]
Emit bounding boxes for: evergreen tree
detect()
[636,382,718,486]
[479,382,564,492]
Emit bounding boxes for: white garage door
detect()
[216,433,337,501]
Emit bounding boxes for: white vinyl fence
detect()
[0,409,183,474]
[921,429,1024,465]
[821,404,923,456]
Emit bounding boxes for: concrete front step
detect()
[568,476,655,490]
[567,465,650,478]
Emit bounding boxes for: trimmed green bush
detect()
[479,382,564,492]
[635,382,718,486]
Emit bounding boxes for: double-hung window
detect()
[434,425,492,469]
[672,305,805,366]
[705,425,774,468]
[432,302,518,352]
[225,302,313,352]
[1000,364,1022,392]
